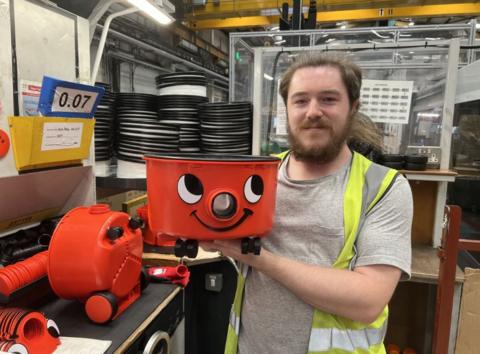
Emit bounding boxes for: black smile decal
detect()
[190,208,253,232]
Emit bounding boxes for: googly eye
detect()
[244,175,263,204]
[178,174,203,204]
[9,343,28,354]
[47,319,60,338]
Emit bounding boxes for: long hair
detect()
[348,112,384,154]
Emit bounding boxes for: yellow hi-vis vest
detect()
[225,151,399,354]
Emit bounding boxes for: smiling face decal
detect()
[145,155,280,241]
[177,173,264,232]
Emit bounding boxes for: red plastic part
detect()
[0,309,60,354]
[144,156,279,241]
[0,130,10,158]
[147,265,190,288]
[137,205,176,247]
[47,204,144,324]
[386,344,401,354]
[0,251,48,296]
[85,293,116,324]
[16,311,60,354]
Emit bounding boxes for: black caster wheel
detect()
[140,266,150,291]
[185,239,199,258]
[174,239,186,257]
[241,238,249,254]
[253,237,261,255]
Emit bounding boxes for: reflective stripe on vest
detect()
[225,151,399,354]
[224,263,248,354]
[308,323,388,352]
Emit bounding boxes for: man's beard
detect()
[287,114,353,164]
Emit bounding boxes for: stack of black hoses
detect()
[94,82,116,165]
[115,93,179,178]
[198,101,253,155]
[156,71,208,153]
[377,154,429,170]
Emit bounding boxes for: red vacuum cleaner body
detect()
[144,154,280,257]
[47,204,145,324]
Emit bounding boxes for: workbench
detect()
[40,283,183,354]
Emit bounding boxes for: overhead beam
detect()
[186,0,434,18]
[190,16,275,30]
[187,0,311,17]
[188,3,480,30]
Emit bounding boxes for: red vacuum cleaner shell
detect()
[47,204,145,324]
[144,153,280,257]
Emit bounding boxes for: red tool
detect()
[47,204,146,324]
[147,265,190,288]
[144,154,280,258]
[0,307,60,354]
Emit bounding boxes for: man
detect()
[202,53,412,354]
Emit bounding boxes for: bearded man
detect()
[202,53,413,354]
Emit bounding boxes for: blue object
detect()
[38,76,105,118]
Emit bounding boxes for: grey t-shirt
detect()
[238,155,413,354]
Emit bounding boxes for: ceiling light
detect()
[263,74,273,81]
[127,0,174,25]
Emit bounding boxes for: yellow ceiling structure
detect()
[184,1,480,30]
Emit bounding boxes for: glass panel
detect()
[232,39,254,102]
[313,29,396,46]
[451,101,480,173]
[448,100,480,266]
[232,43,452,157]
[397,28,471,42]
[398,28,471,65]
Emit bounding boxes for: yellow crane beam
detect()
[186,0,455,18]
[187,3,480,30]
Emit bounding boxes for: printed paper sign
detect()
[359,79,414,124]
[51,86,99,114]
[41,122,83,151]
[19,80,42,116]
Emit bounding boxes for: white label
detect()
[359,79,414,125]
[51,87,98,113]
[275,93,288,135]
[41,122,83,151]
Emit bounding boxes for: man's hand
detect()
[199,239,259,266]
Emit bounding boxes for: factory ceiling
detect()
[182,0,480,30]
